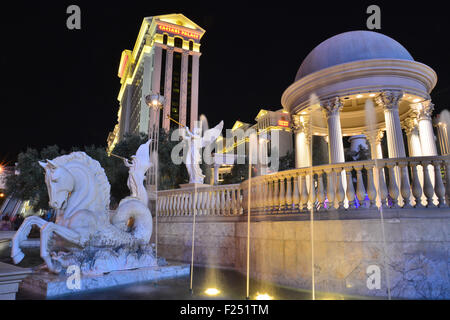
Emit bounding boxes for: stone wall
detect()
[154,213,450,299]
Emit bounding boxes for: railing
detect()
[241,155,450,213]
[157,184,242,217]
[156,155,450,217]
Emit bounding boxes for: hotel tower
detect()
[107,14,205,153]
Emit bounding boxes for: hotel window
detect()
[174,37,183,48]
[170,51,182,129]
[186,55,192,127]
[189,40,194,51]
[163,34,168,45]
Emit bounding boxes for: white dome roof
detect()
[295,31,414,80]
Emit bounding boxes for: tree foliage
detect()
[5,130,192,212]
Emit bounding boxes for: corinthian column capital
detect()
[403,116,419,135]
[292,114,311,142]
[413,100,434,121]
[375,90,404,110]
[321,96,343,118]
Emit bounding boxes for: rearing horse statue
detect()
[11,142,153,274]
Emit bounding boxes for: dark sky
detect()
[1,1,449,164]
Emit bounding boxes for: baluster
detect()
[241,183,248,214]
[334,168,345,209]
[300,173,309,211]
[317,171,325,211]
[165,195,170,216]
[197,191,204,215]
[325,169,335,210]
[180,193,185,216]
[214,189,220,214]
[202,191,209,216]
[175,194,181,216]
[208,190,214,215]
[225,189,232,215]
[376,164,388,208]
[254,180,261,211]
[309,173,316,211]
[273,179,279,213]
[236,188,242,215]
[445,160,450,206]
[230,188,236,215]
[285,175,293,212]
[279,177,286,212]
[386,164,399,208]
[219,189,225,214]
[433,160,447,208]
[410,162,423,208]
[262,179,268,212]
[398,162,412,208]
[163,196,168,216]
[292,174,300,211]
[158,196,163,216]
[166,195,171,216]
[344,168,355,209]
[354,165,366,208]
[422,161,435,207]
[266,179,273,213]
[364,164,377,208]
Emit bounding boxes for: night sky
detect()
[1,1,449,165]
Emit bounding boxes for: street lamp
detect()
[145,92,165,262]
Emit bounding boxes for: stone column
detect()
[292,114,311,168]
[190,53,200,129]
[435,119,449,155]
[150,45,162,130]
[404,116,425,205]
[404,117,422,157]
[365,129,384,160]
[375,91,406,158]
[413,100,438,204]
[179,50,189,127]
[162,47,174,131]
[375,91,407,205]
[322,97,346,206]
[322,97,345,163]
[414,101,438,157]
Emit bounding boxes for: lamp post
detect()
[145,92,165,262]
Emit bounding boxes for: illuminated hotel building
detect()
[214,108,293,182]
[107,14,205,152]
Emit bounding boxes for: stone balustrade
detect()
[157,184,242,217]
[241,155,450,213]
[156,155,449,217]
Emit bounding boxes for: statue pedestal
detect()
[18,262,189,298]
[179,183,210,190]
[0,262,32,300]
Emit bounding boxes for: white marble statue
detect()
[182,120,224,184]
[123,140,152,205]
[11,141,159,275]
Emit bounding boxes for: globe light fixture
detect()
[145,93,165,110]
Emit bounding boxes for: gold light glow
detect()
[369,93,376,97]
[413,98,421,103]
[356,94,363,98]
[255,293,273,300]
[204,288,220,296]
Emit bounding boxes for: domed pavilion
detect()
[281,30,439,168]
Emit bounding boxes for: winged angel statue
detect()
[182,119,224,184]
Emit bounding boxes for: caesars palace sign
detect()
[158,24,200,40]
